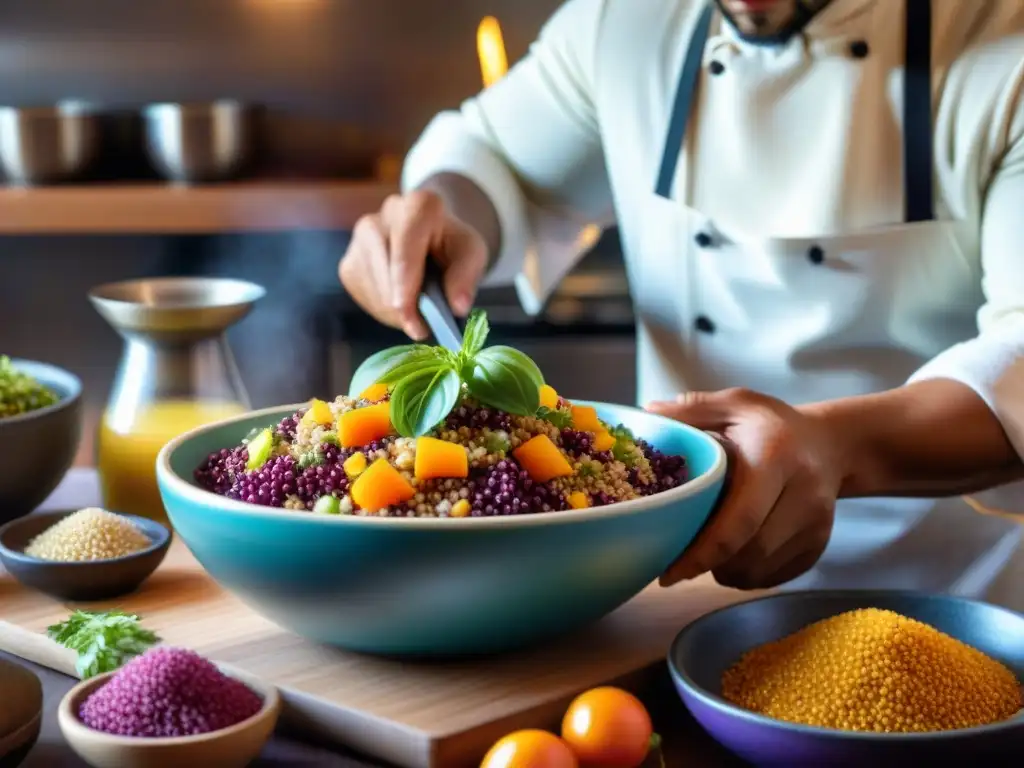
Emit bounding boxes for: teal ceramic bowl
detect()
[155,400,727,657]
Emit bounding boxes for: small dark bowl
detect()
[0,358,83,526]
[0,510,171,601]
[668,591,1024,767]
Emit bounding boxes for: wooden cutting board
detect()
[0,537,761,767]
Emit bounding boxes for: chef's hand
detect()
[646,388,843,590]
[338,191,488,340]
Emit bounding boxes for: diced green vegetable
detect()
[245,428,274,471]
[484,431,512,454]
[313,495,341,515]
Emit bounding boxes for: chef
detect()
[339,0,1024,604]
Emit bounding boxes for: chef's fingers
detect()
[711,484,833,590]
[645,390,736,430]
[439,229,487,317]
[340,214,407,332]
[382,191,444,340]
[659,442,786,586]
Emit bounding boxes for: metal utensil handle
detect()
[417,259,464,352]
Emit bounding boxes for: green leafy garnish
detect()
[461,310,489,358]
[319,431,340,447]
[390,367,462,438]
[47,610,160,679]
[537,406,573,429]
[349,309,547,437]
[465,346,543,417]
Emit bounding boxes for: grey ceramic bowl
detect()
[669,591,1024,767]
[0,359,83,525]
[0,509,171,601]
[0,658,42,768]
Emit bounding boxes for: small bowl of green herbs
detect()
[0,357,83,525]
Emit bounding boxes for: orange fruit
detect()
[561,687,654,767]
[481,729,579,768]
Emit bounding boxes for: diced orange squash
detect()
[450,499,472,518]
[414,436,469,480]
[350,458,415,510]
[568,491,590,509]
[571,405,602,433]
[593,430,616,452]
[513,434,574,483]
[338,402,393,448]
[343,451,368,478]
[539,384,560,410]
[359,382,390,402]
[302,398,334,426]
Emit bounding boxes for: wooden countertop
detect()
[0,180,396,235]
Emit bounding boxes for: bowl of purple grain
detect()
[58,647,280,768]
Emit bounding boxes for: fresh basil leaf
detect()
[376,357,450,386]
[390,366,462,437]
[465,346,543,416]
[348,345,436,398]
[461,309,490,360]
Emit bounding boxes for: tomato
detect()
[481,729,579,768]
[561,687,655,767]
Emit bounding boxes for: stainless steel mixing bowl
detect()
[142,100,254,183]
[0,103,101,185]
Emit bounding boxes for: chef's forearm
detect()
[418,172,502,270]
[801,380,1024,498]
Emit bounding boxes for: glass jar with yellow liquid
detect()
[89,277,265,525]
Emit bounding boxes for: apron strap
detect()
[903,0,934,223]
[654,3,715,200]
[654,0,935,224]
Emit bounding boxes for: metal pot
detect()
[142,100,254,183]
[0,102,101,185]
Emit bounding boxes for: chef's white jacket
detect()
[402,0,1024,601]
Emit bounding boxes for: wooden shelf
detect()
[0,180,397,235]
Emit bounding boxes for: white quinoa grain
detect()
[24,508,151,562]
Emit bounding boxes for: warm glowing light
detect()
[477,16,509,88]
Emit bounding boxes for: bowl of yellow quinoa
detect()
[155,314,728,656]
[0,508,171,600]
[668,591,1024,766]
[0,357,83,525]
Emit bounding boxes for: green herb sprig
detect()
[47,610,161,679]
[349,310,545,438]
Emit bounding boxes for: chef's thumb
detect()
[645,391,729,430]
[440,248,486,317]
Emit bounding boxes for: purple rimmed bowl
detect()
[668,590,1024,766]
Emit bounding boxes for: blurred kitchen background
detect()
[0,0,635,467]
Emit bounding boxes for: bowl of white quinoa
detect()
[0,508,171,601]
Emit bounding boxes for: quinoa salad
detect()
[194,312,688,518]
